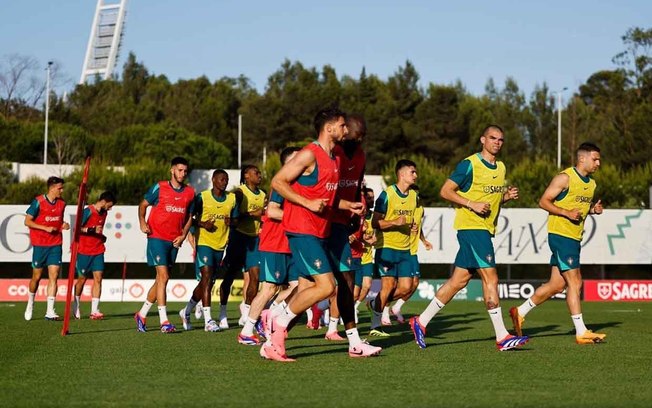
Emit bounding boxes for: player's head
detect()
[313,107,348,142]
[280,146,301,165]
[480,125,505,156]
[344,113,367,143]
[576,142,601,174]
[362,186,375,210]
[395,159,418,185]
[212,169,229,192]
[240,165,262,186]
[46,176,64,198]
[98,191,116,212]
[170,156,189,184]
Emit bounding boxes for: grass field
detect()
[1,300,650,407]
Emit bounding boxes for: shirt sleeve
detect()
[231,200,240,218]
[81,207,92,226]
[449,159,473,193]
[26,199,40,218]
[144,183,160,206]
[270,190,284,205]
[374,191,388,215]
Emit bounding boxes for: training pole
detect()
[61,157,91,336]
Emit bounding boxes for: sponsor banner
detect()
[584,280,652,302]
[0,279,244,303]
[1,206,651,264]
[497,280,566,300]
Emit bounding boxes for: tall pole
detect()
[556,87,568,169]
[238,114,242,168]
[44,61,53,165]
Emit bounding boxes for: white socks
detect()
[517,298,537,317]
[345,328,362,347]
[242,318,256,336]
[276,307,297,327]
[139,300,153,317]
[203,307,212,324]
[46,296,56,315]
[487,307,509,340]
[571,314,588,335]
[327,317,339,334]
[158,305,169,323]
[91,297,100,314]
[382,306,390,322]
[419,296,445,327]
[391,299,406,314]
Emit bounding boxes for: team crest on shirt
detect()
[314,259,322,270]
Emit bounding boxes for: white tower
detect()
[79,0,128,84]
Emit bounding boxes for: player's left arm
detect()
[420,227,433,250]
[502,185,519,203]
[589,199,603,215]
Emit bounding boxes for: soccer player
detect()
[179,169,238,332]
[265,107,381,361]
[322,113,368,341]
[219,165,265,329]
[368,160,419,336]
[510,142,606,344]
[240,146,300,346]
[72,191,116,320]
[409,125,529,351]
[354,187,376,322]
[24,176,70,321]
[134,157,195,333]
[390,185,432,323]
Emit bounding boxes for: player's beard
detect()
[341,139,359,154]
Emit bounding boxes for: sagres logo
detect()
[598,283,612,300]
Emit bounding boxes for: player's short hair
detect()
[240,164,258,184]
[99,191,116,204]
[313,107,347,134]
[346,113,367,137]
[46,176,64,187]
[362,186,374,196]
[410,184,420,191]
[576,142,600,158]
[280,146,301,165]
[212,169,228,178]
[395,159,417,174]
[481,124,504,137]
[171,156,189,167]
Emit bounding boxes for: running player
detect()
[389,185,432,323]
[265,107,381,361]
[409,125,529,351]
[134,157,195,333]
[179,169,238,332]
[240,146,300,346]
[510,142,606,344]
[72,191,116,320]
[24,176,70,321]
[219,165,265,329]
[368,160,418,336]
[322,113,368,342]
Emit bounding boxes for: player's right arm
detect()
[138,199,151,234]
[24,199,56,233]
[538,173,581,221]
[271,148,328,213]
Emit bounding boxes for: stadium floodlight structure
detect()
[79,0,128,84]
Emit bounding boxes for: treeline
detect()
[1,28,651,207]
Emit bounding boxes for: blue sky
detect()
[1,0,650,98]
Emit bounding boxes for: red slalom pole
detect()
[61,157,91,336]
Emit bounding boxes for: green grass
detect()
[1,300,650,407]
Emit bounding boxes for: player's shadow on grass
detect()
[66,327,137,335]
[528,321,622,338]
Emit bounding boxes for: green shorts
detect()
[355,262,375,287]
[146,238,179,268]
[32,245,62,269]
[454,230,496,270]
[260,251,290,285]
[76,253,104,277]
[224,230,260,271]
[548,233,581,272]
[195,245,224,279]
[409,254,420,277]
[287,233,333,278]
[375,247,413,278]
[327,223,359,273]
